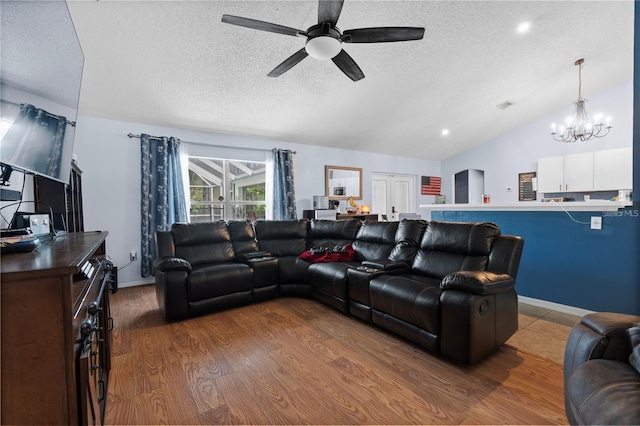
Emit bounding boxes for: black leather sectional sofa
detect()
[154,218,524,364]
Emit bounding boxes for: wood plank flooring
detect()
[105,285,568,425]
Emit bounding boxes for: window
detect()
[188,157,266,222]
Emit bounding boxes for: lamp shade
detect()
[305,36,342,60]
[360,205,371,213]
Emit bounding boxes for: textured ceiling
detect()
[65,0,634,160]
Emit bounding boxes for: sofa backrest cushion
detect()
[307,219,361,250]
[254,219,309,256]
[171,221,235,267]
[411,221,501,278]
[228,220,259,254]
[352,221,399,261]
[389,219,428,264]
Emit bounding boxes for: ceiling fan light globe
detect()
[305,36,341,60]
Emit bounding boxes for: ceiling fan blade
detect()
[221,15,306,37]
[318,0,344,26]
[331,49,364,82]
[342,27,425,43]
[268,48,309,77]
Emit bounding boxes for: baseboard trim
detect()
[119,278,155,288]
[518,295,594,317]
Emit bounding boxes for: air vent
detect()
[496,101,514,110]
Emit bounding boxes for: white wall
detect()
[441,80,633,203]
[73,116,439,286]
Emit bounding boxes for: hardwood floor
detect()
[506,303,580,365]
[105,285,569,425]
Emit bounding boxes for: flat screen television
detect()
[0,0,84,184]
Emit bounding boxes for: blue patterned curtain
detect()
[1,103,66,179]
[272,148,297,220]
[141,133,187,277]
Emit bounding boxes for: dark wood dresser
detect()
[336,213,379,221]
[1,231,114,425]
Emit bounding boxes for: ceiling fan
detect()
[221,0,425,82]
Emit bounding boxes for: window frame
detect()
[187,156,266,223]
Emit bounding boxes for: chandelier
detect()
[551,59,612,143]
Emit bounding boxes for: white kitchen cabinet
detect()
[538,148,632,194]
[537,152,594,193]
[563,152,594,192]
[593,147,633,190]
[537,155,564,193]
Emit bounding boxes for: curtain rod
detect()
[127,133,295,154]
[0,99,76,127]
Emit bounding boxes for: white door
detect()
[372,174,415,220]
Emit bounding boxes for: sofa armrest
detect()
[564,313,640,375]
[153,257,192,321]
[361,259,408,271]
[153,257,192,273]
[563,312,640,424]
[440,270,514,295]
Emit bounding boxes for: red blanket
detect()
[299,244,355,263]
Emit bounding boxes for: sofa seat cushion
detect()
[309,261,360,300]
[370,274,442,335]
[566,359,640,425]
[188,263,253,302]
[276,256,312,285]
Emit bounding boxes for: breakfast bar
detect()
[420,200,633,212]
[418,200,639,315]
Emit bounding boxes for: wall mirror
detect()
[325,165,362,200]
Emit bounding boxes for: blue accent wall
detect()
[432,209,640,315]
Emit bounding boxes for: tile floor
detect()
[505,302,582,365]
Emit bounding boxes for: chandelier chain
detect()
[577,61,583,101]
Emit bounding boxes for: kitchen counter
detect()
[419,200,633,212]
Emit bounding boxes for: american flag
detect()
[421,176,441,195]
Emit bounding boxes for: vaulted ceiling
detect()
[66,0,634,160]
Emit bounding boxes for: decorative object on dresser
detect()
[336,213,379,221]
[1,232,116,425]
[34,161,84,234]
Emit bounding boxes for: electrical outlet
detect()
[590,216,602,230]
[130,251,138,261]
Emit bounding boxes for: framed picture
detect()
[325,165,362,200]
[519,172,537,201]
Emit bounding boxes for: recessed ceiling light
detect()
[441,129,450,136]
[517,21,531,34]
